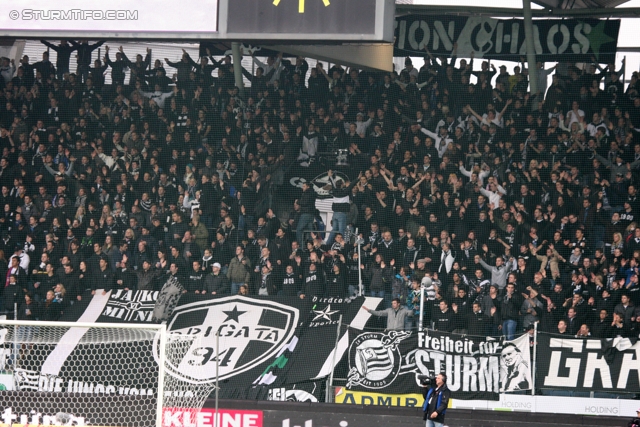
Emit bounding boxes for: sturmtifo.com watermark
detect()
[8,9,139,20]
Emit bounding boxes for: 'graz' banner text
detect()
[536,334,640,393]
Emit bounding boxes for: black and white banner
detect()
[536,334,640,393]
[394,16,620,63]
[23,291,379,401]
[285,163,355,202]
[345,330,531,400]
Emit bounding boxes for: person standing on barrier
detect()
[296,182,316,246]
[421,373,451,427]
[500,283,522,340]
[323,170,351,246]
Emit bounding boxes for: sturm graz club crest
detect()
[346,331,410,389]
[156,296,299,384]
[289,171,350,199]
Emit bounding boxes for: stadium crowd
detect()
[0,41,639,340]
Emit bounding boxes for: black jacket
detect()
[40,300,61,321]
[500,292,523,322]
[96,268,115,292]
[70,41,105,66]
[303,268,324,297]
[326,272,346,297]
[186,269,205,293]
[298,188,317,214]
[434,308,455,332]
[281,273,301,296]
[204,273,230,295]
[41,41,76,70]
[591,318,613,338]
[467,310,491,337]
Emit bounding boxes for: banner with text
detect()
[344,329,531,400]
[536,334,640,393]
[55,291,377,401]
[334,388,423,407]
[394,16,620,63]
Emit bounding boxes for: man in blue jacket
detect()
[422,373,451,427]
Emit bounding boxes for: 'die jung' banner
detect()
[344,329,531,401]
[394,16,620,63]
[537,334,640,393]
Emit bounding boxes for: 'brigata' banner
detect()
[536,334,640,393]
[59,290,380,400]
[344,329,531,400]
[394,16,620,63]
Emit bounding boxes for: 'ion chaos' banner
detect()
[394,16,620,63]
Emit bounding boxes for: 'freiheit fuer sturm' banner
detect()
[344,329,531,401]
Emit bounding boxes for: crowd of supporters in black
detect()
[0,40,639,340]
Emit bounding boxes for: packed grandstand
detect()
[0,39,638,344]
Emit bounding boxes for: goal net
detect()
[0,320,206,427]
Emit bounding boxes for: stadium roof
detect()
[532,0,630,9]
[395,2,640,17]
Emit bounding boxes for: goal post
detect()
[0,319,174,427]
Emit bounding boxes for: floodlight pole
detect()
[419,277,430,332]
[356,228,363,296]
[532,322,538,396]
[231,42,245,98]
[523,0,538,96]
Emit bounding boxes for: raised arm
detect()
[64,161,75,177]
[420,127,437,140]
[458,163,472,178]
[41,40,58,51]
[594,152,611,167]
[496,98,512,121]
[252,54,267,69]
[183,49,197,68]
[317,63,332,83]
[120,48,132,66]
[478,168,490,185]
[411,175,427,191]
[143,49,151,68]
[466,104,484,122]
[478,257,493,272]
[103,47,114,66]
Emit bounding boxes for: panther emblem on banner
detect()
[289,171,350,198]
